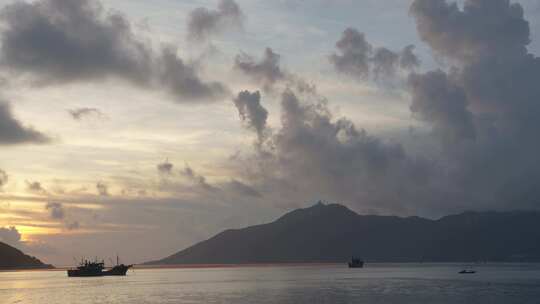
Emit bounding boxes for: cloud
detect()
[233,90,269,142]
[0,226,21,246]
[231,88,432,213]
[157,159,174,175]
[409,0,540,140]
[408,70,476,142]
[234,48,285,90]
[45,202,65,219]
[0,0,152,84]
[0,169,7,189]
[187,0,244,42]
[65,221,80,230]
[26,180,47,194]
[410,0,529,63]
[0,102,50,145]
[180,164,218,192]
[68,107,105,121]
[372,47,400,80]
[45,202,81,231]
[405,0,540,210]
[0,226,56,255]
[96,182,109,196]
[0,0,227,102]
[158,47,228,102]
[330,28,372,79]
[330,28,420,81]
[226,179,262,198]
[400,45,421,70]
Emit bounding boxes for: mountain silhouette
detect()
[0,242,53,269]
[148,202,540,264]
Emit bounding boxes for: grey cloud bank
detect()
[225,0,540,215]
[0,0,227,102]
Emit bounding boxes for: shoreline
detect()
[3,261,540,273]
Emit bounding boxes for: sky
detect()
[0,0,540,266]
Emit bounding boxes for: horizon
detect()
[6,201,540,268]
[0,0,540,266]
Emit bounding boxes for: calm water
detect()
[1,264,540,304]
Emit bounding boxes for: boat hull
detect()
[67,265,132,277]
[348,262,364,268]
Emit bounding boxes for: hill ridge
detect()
[148,203,540,264]
[0,242,53,269]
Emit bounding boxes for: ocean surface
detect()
[1,263,540,304]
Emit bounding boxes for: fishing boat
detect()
[348,257,365,268]
[67,256,132,277]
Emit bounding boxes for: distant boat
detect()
[67,256,132,277]
[458,269,476,274]
[348,257,364,268]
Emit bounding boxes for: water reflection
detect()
[1,264,540,304]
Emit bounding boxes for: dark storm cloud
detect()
[233,90,268,142]
[330,28,420,81]
[405,0,540,210]
[0,0,152,84]
[234,48,285,90]
[233,88,432,213]
[96,182,109,196]
[0,0,227,102]
[157,159,174,175]
[408,70,476,142]
[274,90,429,207]
[410,0,529,63]
[45,202,65,219]
[411,0,540,125]
[187,0,244,42]
[0,102,50,145]
[68,107,105,121]
[409,0,540,138]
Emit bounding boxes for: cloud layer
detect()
[0,0,227,102]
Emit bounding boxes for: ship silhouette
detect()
[348,257,364,268]
[67,256,132,277]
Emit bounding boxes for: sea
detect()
[1,263,540,304]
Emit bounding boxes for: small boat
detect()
[458,269,476,274]
[67,256,132,277]
[348,257,364,268]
